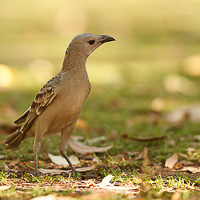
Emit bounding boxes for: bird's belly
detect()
[44,89,89,135]
[28,83,90,137]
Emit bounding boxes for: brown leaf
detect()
[165,152,178,169]
[173,161,183,170]
[68,141,113,154]
[9,159,20,166]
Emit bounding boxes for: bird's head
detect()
[67,33,115,57]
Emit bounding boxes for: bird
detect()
[5,33,115,175]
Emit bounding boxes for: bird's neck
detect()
[60,50,90,85]
[61,48,87,72]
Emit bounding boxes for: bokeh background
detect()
[1,0,200,126]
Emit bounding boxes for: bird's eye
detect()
[88,40,95,45]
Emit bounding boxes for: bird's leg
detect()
[60,152,77,174]
[34,153,39,175]
[33,135,42,176]
[59,123,78,175]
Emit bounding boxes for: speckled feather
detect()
[30,73,62,115]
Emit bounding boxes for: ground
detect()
[1,90,200,199]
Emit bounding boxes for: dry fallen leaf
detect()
[70,135,84,142]
[187,147,195,152]
[68,141,113,154]
[99,175,114,188]
[75,165,96,172]
[173,161,183,170]
[87,136,106,145]
[39,168,67,175]
[48,154,80,166]
[39,165,96,175]
[4,164,18,173]
[9,159,20,166]
[165,108,188,124]
[165,152,178,169]
[181,160,194,166]
[182,166,200,173]
[166,105,200,124]
[179,153,189,160]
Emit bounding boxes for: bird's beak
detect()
[99,35,116,44]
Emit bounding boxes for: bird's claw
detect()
[29,170,41,177]
[72,168,80,179]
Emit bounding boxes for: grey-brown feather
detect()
[6,73,62,148]
[14,109,29,124]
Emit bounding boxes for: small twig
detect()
[24,162,35,170]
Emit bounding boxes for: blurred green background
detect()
[1,0,200,124]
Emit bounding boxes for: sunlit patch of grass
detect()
[149,175,196,190]
[0,171,10,185]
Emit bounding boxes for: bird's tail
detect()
[5,127,27,149]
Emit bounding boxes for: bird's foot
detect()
[29,170,41,177]
[71,168,80,179]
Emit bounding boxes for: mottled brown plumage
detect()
[5,33,115,174]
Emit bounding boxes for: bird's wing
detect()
[14,107,30,124]
[14,73,62,124]
[30,73,62,115]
